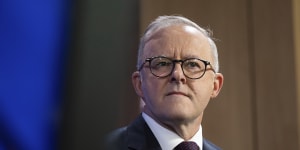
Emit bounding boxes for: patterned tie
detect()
[174,141,200,150]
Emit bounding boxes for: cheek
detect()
[141,79,165,102]
[141,81,167,114]
[191,85,212,113]
[191,82,214,100]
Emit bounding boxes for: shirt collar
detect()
[142,113,203,150]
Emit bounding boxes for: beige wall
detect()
[139,0,300,149]
[251,0,298,149]
[293,0,300,149]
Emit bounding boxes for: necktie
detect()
[174,141,200,150]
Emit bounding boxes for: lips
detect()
[166,91,189,97]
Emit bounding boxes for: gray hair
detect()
[137,15,220,72]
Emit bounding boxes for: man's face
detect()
[132,25,223,125]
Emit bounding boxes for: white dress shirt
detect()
[142,113,203,150]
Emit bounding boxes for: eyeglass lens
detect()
[149,57,206,79]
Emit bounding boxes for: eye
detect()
[151,58,172,70]
[158,61,171,66]
[185,61,200,68]
[183,59,205,72]
[153,60,171,67]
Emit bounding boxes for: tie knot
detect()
[174,141,200,150]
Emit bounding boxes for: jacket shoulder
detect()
[203,138,222,150]
[104,127,127,150]
[103,115,161,150]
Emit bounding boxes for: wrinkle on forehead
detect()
[145,25,209,50]
[143,25,211,56]
[145,25,209,46]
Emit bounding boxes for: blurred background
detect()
[0,0,300,150]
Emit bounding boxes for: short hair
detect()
[137,15,220,72]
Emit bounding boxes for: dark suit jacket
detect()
[105,115,221,150]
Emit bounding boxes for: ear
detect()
[211,73,224,98]
[132,71,144,98]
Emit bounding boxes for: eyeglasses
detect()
[138,56,215,79]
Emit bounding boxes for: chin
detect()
[162,111,193,122]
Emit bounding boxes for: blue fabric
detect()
[0,0,71,149]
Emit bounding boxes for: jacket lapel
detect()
[126,115,221,150]
[126,115,162,150]
[203,138,221,150]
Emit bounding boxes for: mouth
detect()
[166,91,189,97]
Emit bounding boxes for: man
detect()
[105,15,224,150]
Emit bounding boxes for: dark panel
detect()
[60,0,139,149]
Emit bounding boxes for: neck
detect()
[143,110,203,140]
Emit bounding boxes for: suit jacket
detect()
[105,115,221,150]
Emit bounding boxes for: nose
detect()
[170,63,186,83]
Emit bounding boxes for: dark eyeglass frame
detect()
[138,56,215,79]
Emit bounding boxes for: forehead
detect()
[143,25,212,59]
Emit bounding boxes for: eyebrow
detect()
[183,54,200,58]
[177,54,203,60]
[150,54,203,59]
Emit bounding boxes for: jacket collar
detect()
[126,115,161,150]
[125,114,221,150]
